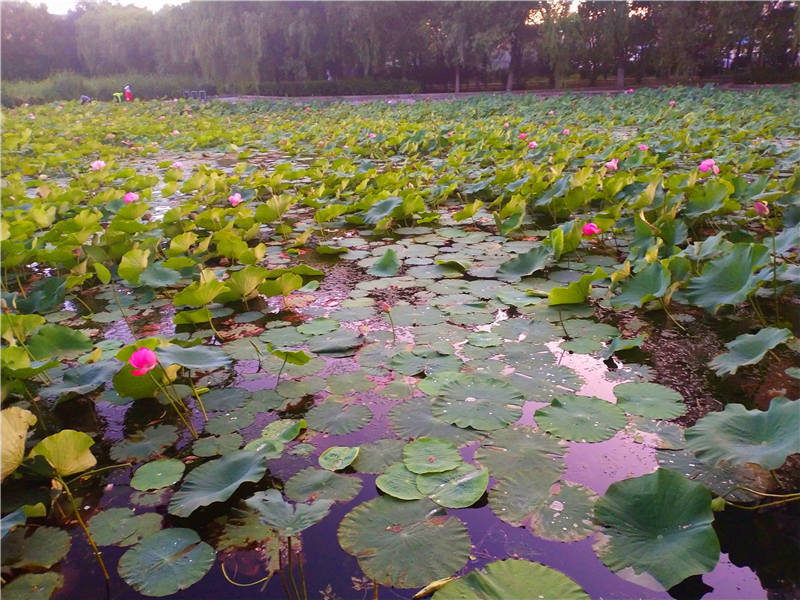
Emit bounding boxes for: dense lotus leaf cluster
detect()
[1,87,798,599]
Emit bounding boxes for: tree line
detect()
[2,1,798,93]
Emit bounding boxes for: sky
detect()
[38,0,187,14]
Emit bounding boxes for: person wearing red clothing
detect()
[124,84,132,102]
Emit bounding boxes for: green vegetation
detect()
[1,87,799,599]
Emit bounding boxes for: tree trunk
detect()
[454,64,461,93]
[616,64,625,89]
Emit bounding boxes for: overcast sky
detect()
[38,0,187,15]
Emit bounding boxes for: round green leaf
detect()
[2,526,70,569]
[684,397,800,470]
[118,528,215,597]
[110,425,178,463]
[156,345,231,370]
[192,433,243,457]
[29,429,96,477]
[613,382,687,419]
[244,489,333,536]
[709,327,793,376]
[87,508,162,547]
[534,395,627,442]
[389,398,484,446]
[367,248,401,276]
[305,399,372,434]
[168,451,268,517]
[403,437,462,474]
[376,463,425,500]
[2,573,63,600]
[474,427,566,482]
[351,439,406,474]
[130,459,186,491]
[593,468,720,590]
[338,496,470,588]
[285,466,362,502]
[432,559,588,600]
[432,376,524,431]
[416,463,488,508]
[319,445,360,471]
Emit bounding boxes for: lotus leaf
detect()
[307,329,363,356]
[431,559,589,600]
[593,468,720,590]
[416,463,489,508]
[610,261,671,308]
[130,458,186,491]
[534,395,627,442]
[117,528,215,597]
[495,247,553,281]
[709,327,793,376]
[27,324,92,360]
[110,425,178,462]
[547,267,607,306]
[474,427,566,481]
[368,248,401,276]
[2,572,63,600]
[305,399,372,434]
[39,360,119,399]
[285,466,363,502]
[156,344,231,370]
[245,489,333,536]
[432,376,524,431]
[87,508,162,546]
[29,429,96,477]
[2,526,70,569]
[1,407,37,480]
[390,398,485,445]
[612,382,687,419]
[376,463,426,500]
[338,496,470,588]
[168,451,267,517]
[684,397,800,470]
[319,445,360,470]
[351,439,406,474]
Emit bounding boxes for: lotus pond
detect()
[2,87,800,600]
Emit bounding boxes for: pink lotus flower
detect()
[519,132,527,139]
[90,160,106,171]
[158,115,166,120]
[754,201,770,216]
[228,193,243,207]
[369,132,376,139]
[503,122,509,128]
[638,144,648,151]
[528,141,538,149]
[548,110,554,115]
[626,88,634,93]
[343,144,349,149]
[669,100,676,106]
[124,192,139,204]
[582,222,602,236]
[698,159,720,175]
[379,301,391,312]
[170,161,182,169]
[446,131,453,137]
[171,129,180,136]
[305,106,310,111]
[562,128,570,135]
[28,113,35,120]
[605,158,619,171]
[129,347,158,376]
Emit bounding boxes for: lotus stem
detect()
[147,372,198,438]
[296,544,307,600]
[188,376,208,421]
[749,297,767,327]
[72,293,95,318]
[771,230,779,323]
[220,561,273,587]
[67,462,131,484]
[558,309,571,340]
[287,536,301,600]
[58,475,110,580]
[373,579,379,600]
[15,271,27,298]
[278,552,293,600]
[387,311,396,342]
[275,356,288,390]
[659,299,686,332]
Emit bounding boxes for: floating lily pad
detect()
[118,528,215,597]
[2,572,63,600]
[684,397,800,470]
[130,459,186,491]
[534,396,627,442]
[319,445,360,470]
[403,437,462,474]
[245,489,333,536]
[368,248,401,276]
[416,463,489,508]
[156,344,231,370]
[305,399,372,435]
[192,433,244,457]
[204,409,255,435]
[467,331,502,348]
[495,247,553,281]
[376,463,425,500]
[326,371,374,394]
[432,376,524,431]
[474,427,566,482]
[489,472,596,542]
[612,382,687,419]
[338,496,470,588]
[431,559,589,600]
[307,329,363,356]
[87,508,162,547]
[297,318,339,336]
[2,526,70,568]
[390,398,484,446]
[390,349,463,375]
[285,466,363,502]
[168,451,267,517]
[593,468,720,590]
[351,439,406,474]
